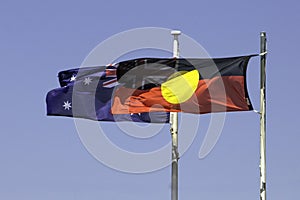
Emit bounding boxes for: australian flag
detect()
[46,64,169,123]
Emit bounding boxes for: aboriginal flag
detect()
[111,55,255,114]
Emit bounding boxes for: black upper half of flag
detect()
[116,55,257,89]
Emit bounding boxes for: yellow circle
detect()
[161,70,199,104]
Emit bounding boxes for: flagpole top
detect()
[171,30,181,35]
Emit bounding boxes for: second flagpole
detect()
[260,31,267,200]
[171,30,181,200]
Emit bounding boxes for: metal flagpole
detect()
[171,30,181,200]
[260,31,267,200]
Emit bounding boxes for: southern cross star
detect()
[83,77,92,85]
[63,101,72,110]
[70,75,76,82]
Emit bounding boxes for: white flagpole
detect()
[260,31,267,200]
[171,30,181,200]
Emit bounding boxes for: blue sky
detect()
[1,0,299,199]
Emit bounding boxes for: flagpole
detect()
[171,30,181,200]
[260,31,267,200]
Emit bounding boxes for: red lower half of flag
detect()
[111,76,252,114]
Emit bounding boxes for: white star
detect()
[83,77,92,85]
[63,101,72,110]
[70,75,76,82]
